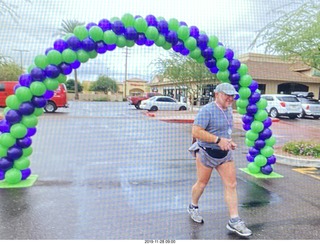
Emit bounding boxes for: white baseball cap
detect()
[214,83,238,95]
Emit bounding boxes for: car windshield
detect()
[298,97,320,104]
[277,96,299,102]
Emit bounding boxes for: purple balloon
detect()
[249,147,260,157]
[54,39,68,52]
[246,153,255,162]
[95,41,108,54]
[254,139,266,149]
[243,123,251,131]
[210,66,219,74]
[263,117,272,128]
[224,48,234,61]
[261,164,273,175]
[7,146,23,160]
[45,47,54,55]
[70,60,81,69]
[21,168,31,180]
[259,128,272,140]
[179,21,188,26]
[82,37,96,52]
[124,27,138,40]
[172,41,184,52]
[249,80,259,93]
[145,15,158,27]
[157,20,169,34]
[242,114,254,124]
[0,169,4,180]
[145,39,154,47]
[98,19,112,31]
[45,64,60,78]
[30,67,46,81]
[197,34,209,50]
[136,34,147,45]
[43,90,54,99]
[59,63,72,75]
[5,110,22,124]
[31,96,47,108]
[67,36,82,51]
[205,58,216,69]
[247,104,258,115]
[228,59,241,74]
[267,155,276,165]
[86,22,97,30]
[19,74,32,87]
[112,20,125,35]
[229,73,240,84]
[0,157,13,171]
[201,47,213,59]
[249,92,261,104]
[180,48,189,56]
[165,31,178,46]
[26,127,37,137]
[189,26,199,38]
[0,119,10,133]
[19,102,35,115]
[107,44,117,51]
[16,137,32,148]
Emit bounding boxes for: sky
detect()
[0,0,305,82]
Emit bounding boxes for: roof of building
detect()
[239,53,320,84]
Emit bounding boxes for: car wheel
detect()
[313,116,320,120]
[179,106,187,111]
[44,101,57,113]
[135,101,141,109]
[297,111,305,119]
[269,108,278,118]
[149,106,158,111]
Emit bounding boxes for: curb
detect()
[274,153,320,168]
[159,119,194,123]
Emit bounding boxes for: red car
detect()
[0,81,69,113]
[127,92,162,109]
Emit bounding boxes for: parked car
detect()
[261,94,302,119]
[140,96,188,111]
[0,81,69,113]
[127,92,162,109]
[295,97,320,119]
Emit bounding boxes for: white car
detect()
[140,96,188,111]
[261,94,302,119]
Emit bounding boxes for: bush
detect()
[282,141,320,158]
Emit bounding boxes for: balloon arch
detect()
[0,13,279,186]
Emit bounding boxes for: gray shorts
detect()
[188,142,233,168]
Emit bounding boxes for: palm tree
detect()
[56,19,85,100]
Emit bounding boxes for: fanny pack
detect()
[199,145,228,159]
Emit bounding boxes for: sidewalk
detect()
[143,108,320,168]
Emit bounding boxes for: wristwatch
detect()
[215,137,221,144]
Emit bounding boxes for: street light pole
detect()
[12,49,30,70]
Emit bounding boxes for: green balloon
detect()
[77,50,90,63]
[216,70,230,82]
[208,35,219,48]
[5,168,22,184]
[88,50,98,59]
[3,107,10,115]
[168,18,179,31]
[6,95,21,110]
[30,82,46,96]
[254,154,267,167]
[162,42,172,50]
[237,107,247,115]
[265,136,276,147]
[47,50,62,65]
[185,37,197,51]
[238,64,248,76]
[256,98,268,109]
[110,17,120,23]
[10,123,27,138]
[34,54,48,69]
[0,133,16,148]
[250,120,264,133]
[134,18,148,33]
[177,26,190,41]
[57,74,67,83]
[121,13,135,27]
[154,35,166,47]
[145,26,159,40]
[15,87,33,102]
[245,138,255,147]
[261,146,274,157]
[126,40,135,47]
[189,48,201,59]
[239,74,252,87]
[33,107,44,117]
[21,114,38,128]
[89,26,104,42]
[23,147,33,157]
[116,35,126,47]
[196,56,205,64]
[14,156,30,170]
[44,78,59,91]
[238,87,251,99]
[216,58,229,71]
[73,25,88,40]
[103,30,117,44]
[62,49,77,64]
[246,130,259,141]
[236,98,249,109]
[247,162,261,174]
[0,145,7,157]
[254,109,268,121]
[213,46,226,59]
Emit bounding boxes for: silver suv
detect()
[261,94,302,119]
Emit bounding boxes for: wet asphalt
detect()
[0,102,319,240]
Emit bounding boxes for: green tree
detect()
[66,78,83,92]
[90,75,118,94]
[250,0,320,69]
[0,62,23,81]
[56,19,85,100]
[151,51,218,110]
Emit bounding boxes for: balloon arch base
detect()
[240,168,283,179]
[0,175,38,188]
